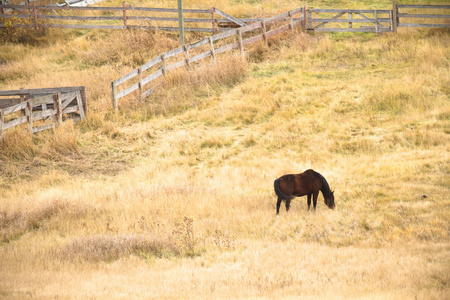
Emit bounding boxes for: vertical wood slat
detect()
[375,10,379,32]
[209,36,216,64]
[76,91,86,119]
[53,92,62,125]
[33,3,38,29]
[288,11,294,34]
[262,20,268,47]
[111,81,118,110]
[138,67,143,100]
[392,0,398,33]
[26,100,33,135]
[122,1,127,29]
[211,7,217,34]
[303,6,307,32]
[237,29,244,58]
[308,10,312,30]
[0,109,4,140]
[80,86,88,115]
[185,45,191,69]
[349,12,352,28]
[161,54,166,76]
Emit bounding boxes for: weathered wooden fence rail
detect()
[307,9,393,32]
[111,6,306,110]
[0,86,87,139]
[0,3,251,32]
[397,4,450,28]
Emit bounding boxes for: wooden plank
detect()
[3,116,27,130]
[242,34,264,47]
[166,60,187,72]
[190,51,211,63]
[309,9,391,13]
[211,28,238,41]
[314,27,391,32]
[32,123,55,133]
[142,69,163,86]
[3,101,27,115]
[61,92,77,110]
[214,8,246,27]
[0,86,84,96]
[116,82,139,100]
[240,21,262,33]
[398,13,450,19]
[397,5,450,9]
[32,109,55,121]
[50,24,126,30]
[398,23,450,28]
[63,106,79,114]
[38,15,123,21]
[189,37,210,50]
[164,46,186,59]
[310,18,391,23]
[30,94,54,107]
[215,41,238,55]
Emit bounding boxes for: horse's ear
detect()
[331,191,334,195]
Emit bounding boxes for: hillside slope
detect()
[0,1,449,298]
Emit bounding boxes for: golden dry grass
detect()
[1,0,450,298]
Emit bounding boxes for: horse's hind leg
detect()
[285,199,291,213]
[307,194,312,210]
[276,198,282,215]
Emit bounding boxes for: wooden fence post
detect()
[138,67,143,101]
[33,3,38,29]
[211,7,217,34]
[111,81,118,110]
[185,45,191,69]
[161,54,166,76]
[349,12,353,28]
[209,36,216,64]
[0,109,4,140]
[237,28,244,58]
[288,11,294,34]
[26,100,33,135]
[303,6,307,32]
[76,91,86,119]
[122,1,127,30]
[374,10,379,33]
[53,93,62,125]
[308,10,312,30]
[80,86,87,115]
[262,20,268,47]
[392,0,398,33]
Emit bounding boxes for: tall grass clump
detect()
[0,129,37,160]
[133,53,248,117]
[61,233,181,262]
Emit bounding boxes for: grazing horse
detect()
[274,169,335,215]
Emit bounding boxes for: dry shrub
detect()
[0,128,37,160]
[145,54,248,116]
[61,233,180,262]
[0,199,69,242]
[78,30,179,68]
[39,121,79,159]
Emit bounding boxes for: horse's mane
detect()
[317,172,332,197]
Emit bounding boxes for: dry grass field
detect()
[1,0,449,299]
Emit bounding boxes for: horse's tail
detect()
[274,178,293,201]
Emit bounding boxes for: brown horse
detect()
[274,169,335,215]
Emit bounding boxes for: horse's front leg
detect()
[313,192,319,211]
[276,198,282,215]
[307,194,312,210]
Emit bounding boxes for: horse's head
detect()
[324,191,335,209]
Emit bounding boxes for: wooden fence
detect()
[0,86,87,139]
[111,7,306,110]
[307,4,449,32]
[396,4,450,28]
[308,9,393,32]
[0,3,251,32]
